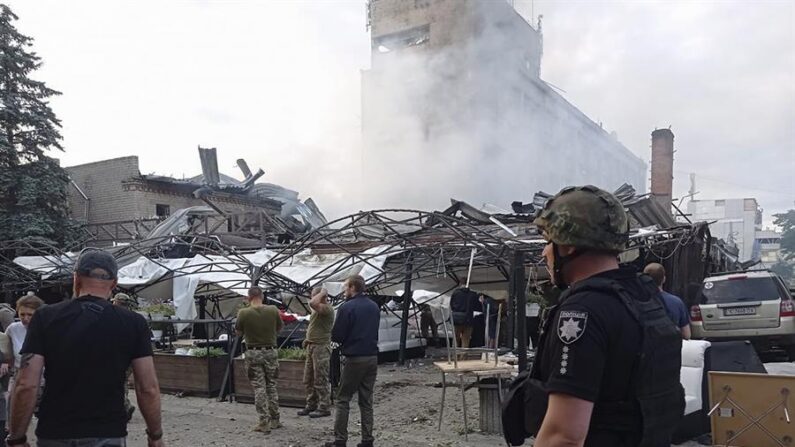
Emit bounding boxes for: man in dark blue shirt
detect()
[325,274,379,447]
[644,263,691,339]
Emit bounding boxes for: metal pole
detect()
[514,250,528,372]
[506,259,516,351]
[398,261,413,366]
[484,301,490,358]
[440,305,452,365]
[465,248,476,288]
[494,303,502,366]
[450,302,458,369]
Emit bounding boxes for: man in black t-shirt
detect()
[6,249,165,447]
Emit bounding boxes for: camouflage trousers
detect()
[303,343,331,411]
[244,348,280,425]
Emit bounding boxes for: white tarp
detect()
[15,245,398,323]
[78,246,394,322]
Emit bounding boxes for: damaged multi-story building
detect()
[361,0,647,209]
[65,148,325,246]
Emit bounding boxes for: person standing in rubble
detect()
[236,286,283,434]
[112,292,139,422]
[503,186,683,447]
[324,274,379,447]
[297,287,334,418]
[643,263,691,339]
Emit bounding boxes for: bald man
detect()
[644,263,691,339]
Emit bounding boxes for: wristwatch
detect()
[146,428,163,441]
[5,434,27,445]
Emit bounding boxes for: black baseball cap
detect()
[74,248,118,280]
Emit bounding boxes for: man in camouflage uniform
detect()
[297,288,334,418]
[112,292,137,422]
[235,286,283,434]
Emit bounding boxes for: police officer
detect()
[528,186,684,447]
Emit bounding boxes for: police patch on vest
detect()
[557,311,587,344]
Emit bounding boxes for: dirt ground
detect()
[115,348,738,447]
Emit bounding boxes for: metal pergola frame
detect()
[1,206,734,370]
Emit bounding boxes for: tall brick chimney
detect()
[650,128,674,214]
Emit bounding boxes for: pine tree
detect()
[0,4,77,246]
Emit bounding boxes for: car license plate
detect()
[724,307,756,316]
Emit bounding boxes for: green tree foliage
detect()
[770,260,793,284]
[0,4,78,246]
[773,209,795,261]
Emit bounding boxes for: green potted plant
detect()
[141,302,176,336]
[277,347,307,361]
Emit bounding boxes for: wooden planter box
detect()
[153,353,227,397]
[234,358,305,408]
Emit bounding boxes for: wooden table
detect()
[433,360,515,440]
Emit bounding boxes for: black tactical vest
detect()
[502,274,684,447]
[568,274,685,446]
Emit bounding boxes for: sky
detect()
[5,0,794,225]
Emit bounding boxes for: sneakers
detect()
[297,407,317,416]
[309,409,331,418]
[270,420,284,430]
[252,421,271,434]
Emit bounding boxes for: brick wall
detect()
[67,156,282,226]
[66,156,143,224]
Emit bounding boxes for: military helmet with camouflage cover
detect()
[533,185,629,253]
[112,292,138,310]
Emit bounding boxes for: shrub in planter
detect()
[142,303,176,331]
[190,347,226,358]
[278,347,306,361]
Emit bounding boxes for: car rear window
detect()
[700,277,782,304]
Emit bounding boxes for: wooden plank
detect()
[433,359,513,374]
[234,358,306,408]
[154,353,226,397]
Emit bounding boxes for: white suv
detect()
[690,270,795,360]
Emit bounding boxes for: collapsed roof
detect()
[3,183,738,322]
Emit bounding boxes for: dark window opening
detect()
[374,24,430,53]
[155,204,171,218]
[700,277,784,304]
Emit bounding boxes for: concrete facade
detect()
[755,229,782,268]
[66,156,280,225]
[361,0,646,210]
[687,198,762,262]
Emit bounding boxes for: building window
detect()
[714,200,725,206]
[374,24,430,53]
[155,204,171,218]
